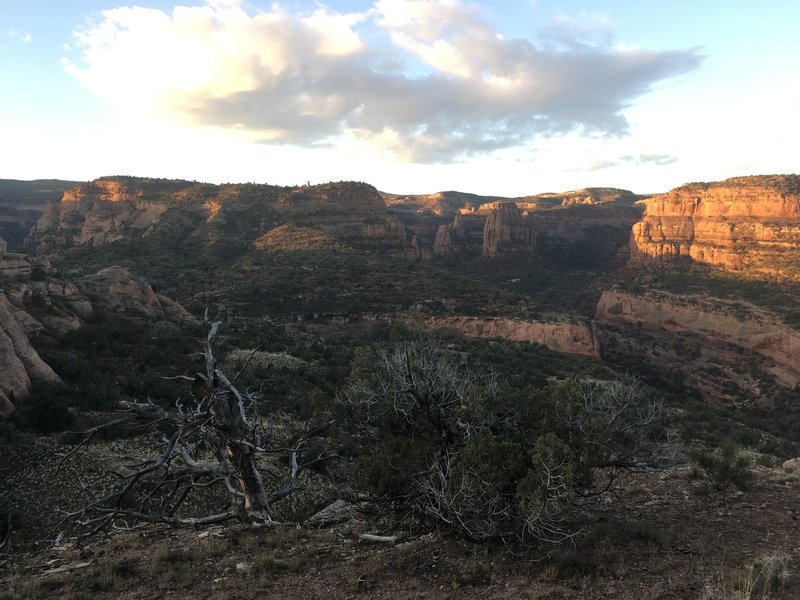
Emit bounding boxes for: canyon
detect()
[2,174,800,412]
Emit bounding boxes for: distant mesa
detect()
[630,175,800,279]
[24,177,408,254]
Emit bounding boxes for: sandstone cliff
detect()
[428,315,599,357]
[595,290,800,387]
[482,203,534,257]
[0,291,61,416]
[630,175,800,278]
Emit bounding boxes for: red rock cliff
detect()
[630,175,800,278]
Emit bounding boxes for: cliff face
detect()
[630,175,800,278]
[596,290,800,388]
[482,203,534,257]
[26,178,407,254]
[428,315,599,357]
[28,180,171,252]
[0,291,61,416]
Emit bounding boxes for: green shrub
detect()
[691,443,754,491]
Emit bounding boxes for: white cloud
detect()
[7,28,33,43]
[63,0,702,163]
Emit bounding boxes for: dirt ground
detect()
[3,467,799,600]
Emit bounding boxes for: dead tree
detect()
[56,317,335,541]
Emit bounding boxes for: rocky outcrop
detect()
[482,203,534,257]
[596,290,800,386]
[5,279,92,334]
[428,316,599,357]
[76,266,197,325]
[0,291,61,416]
[630,175,800,278]
[0,237,34,278]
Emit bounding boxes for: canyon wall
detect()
[596,290,800,387]
[630,175,800,278]
[428,315,599,357]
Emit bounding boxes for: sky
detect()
[0,0,798,196]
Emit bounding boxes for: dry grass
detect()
[701,553,792,600]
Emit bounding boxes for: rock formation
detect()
[28,179,172,252]
[0,291,61,416]
[482,203,534,257]
[630,175,800,278]
[596,290,800,387]
[428,315,599,357]
[76,266,197,325]
[5,280,93,334]
[0,237,36,279]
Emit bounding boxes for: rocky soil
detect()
[3,466,799,600]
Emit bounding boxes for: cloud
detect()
[64,0,702,163]
[7,28,33,43]
[575,152,680,172]
[638,153,679,166]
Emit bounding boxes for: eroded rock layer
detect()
[630,175,800,278]
[428,315,599,357]
[595,290,800,387]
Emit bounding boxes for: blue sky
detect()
[1,0,798,195]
